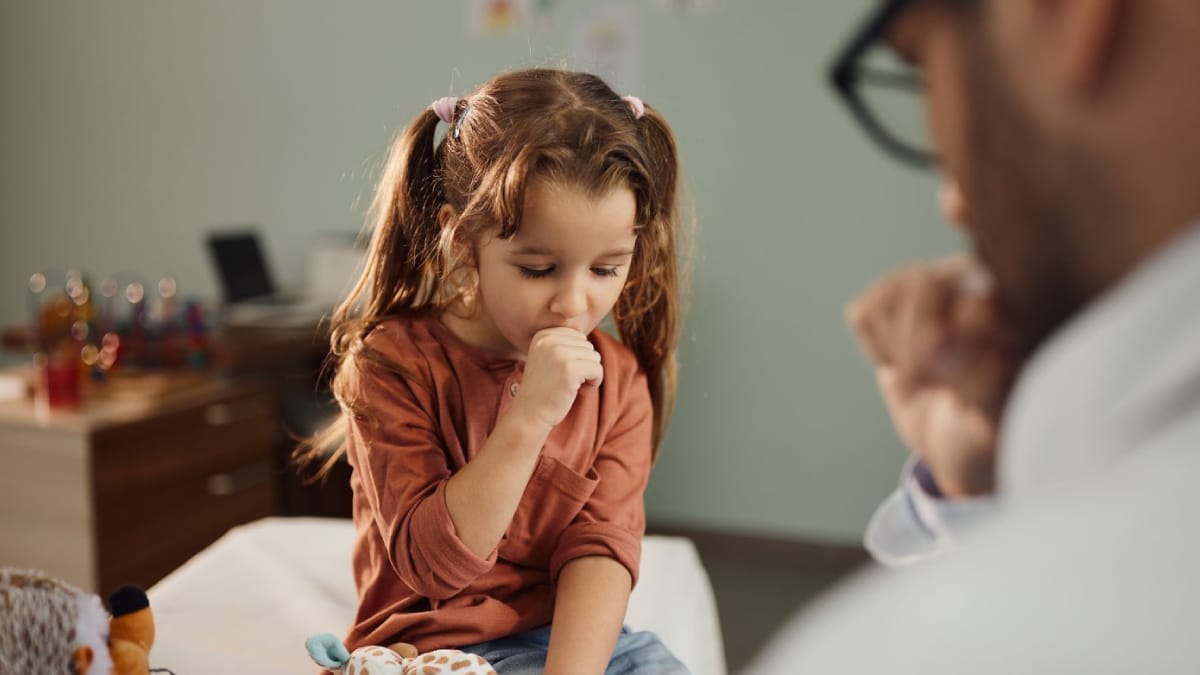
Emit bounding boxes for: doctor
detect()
[749,0,1200,672]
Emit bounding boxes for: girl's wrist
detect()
[498,401,555,447]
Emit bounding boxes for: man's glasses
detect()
[829,0,936,168]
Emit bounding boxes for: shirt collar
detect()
[998,220,1200,494]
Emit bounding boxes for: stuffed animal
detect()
[0,567,160,674]
[306,633,496,675]
[105,584,156,674]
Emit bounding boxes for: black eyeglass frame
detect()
[828,0,937,168]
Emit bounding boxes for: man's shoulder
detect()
[750,415,1200,674]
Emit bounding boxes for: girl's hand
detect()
[510,327,603,431]
[846,255,1020,497]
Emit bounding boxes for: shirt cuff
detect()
[402,481,497,597]
[864,456,995,566]
[550,522,641,588]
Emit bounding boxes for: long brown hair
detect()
[298,69,684,478]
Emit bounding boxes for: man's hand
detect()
[847,255,1019,497]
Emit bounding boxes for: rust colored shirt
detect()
[342,318,652,652]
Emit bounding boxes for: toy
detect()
[105,584,156,674]
[306,632,496,675]
[0,567,162,674]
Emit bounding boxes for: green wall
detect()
[0,1,962,543]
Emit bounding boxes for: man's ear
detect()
[1042,0,1125,92]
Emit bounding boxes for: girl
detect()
[299,69,688,674]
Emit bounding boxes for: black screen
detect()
[207,231,276,303]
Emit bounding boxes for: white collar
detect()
[998,221,1200,495]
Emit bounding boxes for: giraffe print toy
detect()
[306,632,496,675]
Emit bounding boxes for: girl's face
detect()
[470,179,637,358]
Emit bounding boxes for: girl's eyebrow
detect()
[509,246,635,257]
[510,246,551,255]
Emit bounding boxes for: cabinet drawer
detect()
[91,386,276,499]
[90,383,278,590]
[95,469,272,592]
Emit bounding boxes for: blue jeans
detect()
[459,625,690,675]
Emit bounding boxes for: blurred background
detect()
[0,0,961,669]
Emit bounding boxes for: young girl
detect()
[300,69,688,674]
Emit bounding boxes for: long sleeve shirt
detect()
[342,317,653,652]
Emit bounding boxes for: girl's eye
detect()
[517,266,553,279]
[592,267,620,278]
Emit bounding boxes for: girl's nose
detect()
[549,280,587,319]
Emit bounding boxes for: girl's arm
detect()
[446,327,604,558]
[444,406,551,557]
[542,353,654,674]
[543,556,632,675]
[348,326,599,598]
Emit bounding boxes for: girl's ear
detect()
[438,204,457,230]
[439,204,476,269]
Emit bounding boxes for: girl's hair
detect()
[298,68,683,478]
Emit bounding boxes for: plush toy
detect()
[104,584,156,674]
[306,633,496,675]
[0,567,161,674]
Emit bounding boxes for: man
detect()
[748,0,1200,671]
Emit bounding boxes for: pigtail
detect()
[614,104,684,459]
[295,107,447,479]
[352,108,446,323]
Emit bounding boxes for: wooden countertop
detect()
[0,370,259,433]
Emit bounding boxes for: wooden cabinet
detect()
[0,373,275,593]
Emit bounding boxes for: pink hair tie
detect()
[622,95,645,120]
[431,96,460,124]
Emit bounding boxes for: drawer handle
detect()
[204,399,271,426]
[206,462,271,497]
